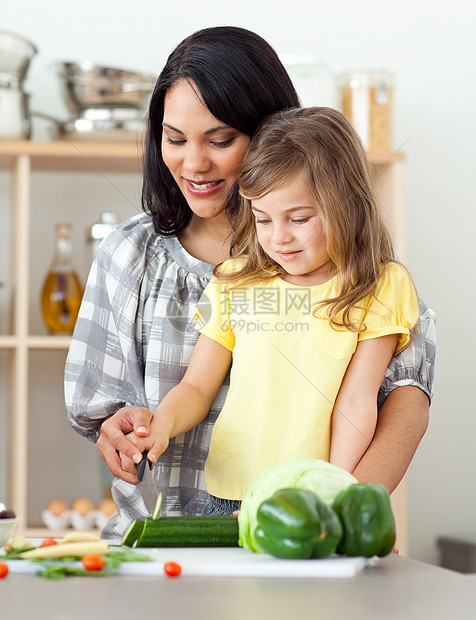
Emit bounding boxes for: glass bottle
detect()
[41,223,83,334]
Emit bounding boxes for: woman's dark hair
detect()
[142,26,300,235]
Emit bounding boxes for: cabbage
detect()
[238,458,357,552]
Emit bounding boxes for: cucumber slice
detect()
[121,519,145,547]
[152,492,163,520]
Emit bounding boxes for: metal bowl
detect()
[54,107,146,142]
[55,61,156,114]
[0,29,38,88]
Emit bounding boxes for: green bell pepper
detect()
[332,483,396,558]
[254,488,343,559]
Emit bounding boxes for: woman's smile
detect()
[161,80,251,220]
[185,178,225,195]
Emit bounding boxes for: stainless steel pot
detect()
[55,61,156,113]
[0,87,31,139]
[0,29,38,88]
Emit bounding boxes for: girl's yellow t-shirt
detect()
[194,260,418,500]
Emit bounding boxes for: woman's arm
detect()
[64,221,155,483]
[352,300,435,492]
[141,334,232,463]
[330,334,398,472]
[352,385,429,492]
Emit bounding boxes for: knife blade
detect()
[137,451,159,516]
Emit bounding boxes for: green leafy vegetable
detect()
[37,564,111,580]
[15,546,152,579]
[103,547,152,570]
[238,458,356,552]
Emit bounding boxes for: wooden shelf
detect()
[0,140,142,173]
[26,335,72,349]
[369,150,404,166]
[0,335,72,350]
[1,144,141,536]
[0,140,402,173]
[0,336,18,348]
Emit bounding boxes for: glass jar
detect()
[339,70,394,152]
[282,56,337,108]
[85,211,120,269]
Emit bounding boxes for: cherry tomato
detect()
[81,554,106,572]
[0,563,8,579]
[40,537,57,548]
[164,561,181,578]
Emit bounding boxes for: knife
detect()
[137,451,159,516]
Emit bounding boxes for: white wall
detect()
[1,0,475,565]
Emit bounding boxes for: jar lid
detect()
[338,70,394,88]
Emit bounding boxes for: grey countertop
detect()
[2,554,475,620]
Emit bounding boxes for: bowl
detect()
[0,29,38,88]
[55,61,156,114]
[54,106,146,142]
[0,517,20,547]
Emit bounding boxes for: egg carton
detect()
[42,506,116,531]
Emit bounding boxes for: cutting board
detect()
[4,547,368,578]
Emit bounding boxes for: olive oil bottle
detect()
[41,223,83,334]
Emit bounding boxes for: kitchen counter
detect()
[2,554,475,620]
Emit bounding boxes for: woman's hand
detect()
[96,406,152,484]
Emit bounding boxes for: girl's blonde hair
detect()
[216,106,416,342]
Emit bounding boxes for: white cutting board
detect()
[4,547,368,578]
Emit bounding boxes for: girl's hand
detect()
[118,436,170,479]
[97,406,152,483]
[144,416,174,464]
[119,416,173,476]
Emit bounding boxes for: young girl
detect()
[129,106,419,515]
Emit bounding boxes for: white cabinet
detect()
[0,141,407,544]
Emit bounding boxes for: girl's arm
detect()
[146,334,232,463]
[330,334,399,473]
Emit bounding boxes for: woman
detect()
[64,26,434,538]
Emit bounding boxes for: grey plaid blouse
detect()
[65,213,436,538]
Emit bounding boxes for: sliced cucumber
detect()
[136,515,239,548]
[122,519,145,547]
[152,492,163,520]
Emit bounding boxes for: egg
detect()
[45,499,69,516]
[97,498,117,517]
[71,497,95,516]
